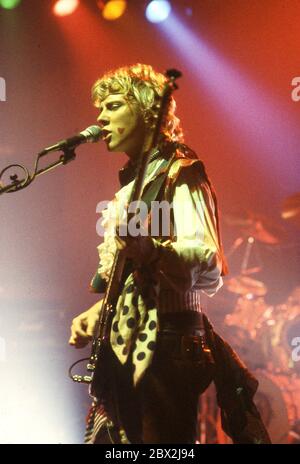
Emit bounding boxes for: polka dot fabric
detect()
[110,273,159,386]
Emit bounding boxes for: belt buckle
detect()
[181,334,214,365]
[181,334,203,361]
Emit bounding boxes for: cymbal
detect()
[240,266,262,275]
[224,211,284,244]
[225,275,267,296]
[281,192,300,228]
[223,212,253,228]
[248,217,282,244]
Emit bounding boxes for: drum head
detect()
[221,325,267,370]
[254,371,289,444]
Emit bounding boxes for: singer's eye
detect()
[108,102,122,110]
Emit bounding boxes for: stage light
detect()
[0,0,21,9]
[98,0,127,21]
[145,1,171,24]
[53,0,79,17]
[158,14,300,190]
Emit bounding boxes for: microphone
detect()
[39,125,102,156]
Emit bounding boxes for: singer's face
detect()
[97,94,146,159]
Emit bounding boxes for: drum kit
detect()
[207,192,300,444]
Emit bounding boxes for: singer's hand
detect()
[115,233,158,267]
[69,300,102,349]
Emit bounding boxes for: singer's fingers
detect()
[71,326,87,339]
[71,318,88,339]
[69,335,90,349]
[86,316,98,338]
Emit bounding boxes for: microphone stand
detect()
[0,147,77,195]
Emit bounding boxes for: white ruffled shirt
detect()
[96,156,223,314]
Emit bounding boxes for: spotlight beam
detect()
[158,14,299,192]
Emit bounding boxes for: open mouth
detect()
[100,129,112,142]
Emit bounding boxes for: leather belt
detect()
[156,330,212,363]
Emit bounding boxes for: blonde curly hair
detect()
[91,63,184,143]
